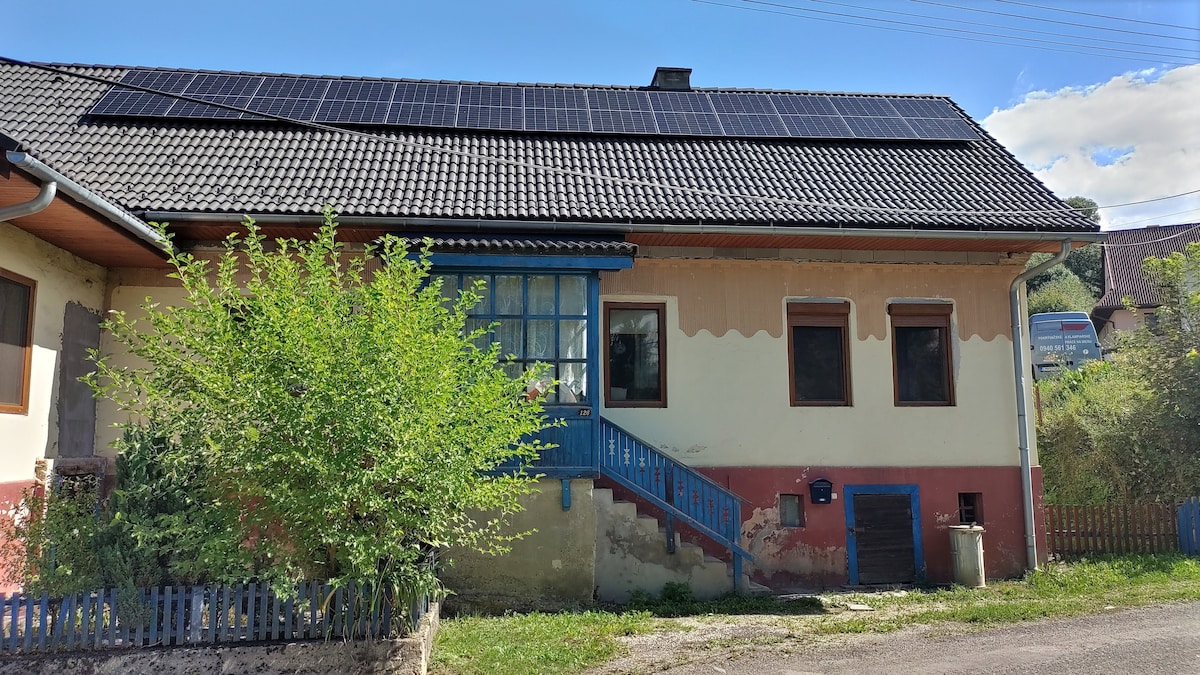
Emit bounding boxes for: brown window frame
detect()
[0,267,36,415]
[604,302,667,408]
[787,301,852,407]
[889,302,955,407]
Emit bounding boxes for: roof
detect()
[0,61,1096,235]
[399,235,637,256]
[1096,223,1200,311]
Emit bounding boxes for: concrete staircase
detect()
[594,486,748,602]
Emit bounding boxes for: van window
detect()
[1030,312,1101,380]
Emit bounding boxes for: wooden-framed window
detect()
[889,303,955,406]
[779,493,805,527]
[0,268,36,415]
[958,492,983,525]
[787,301,851,406]
[604,302,666,407]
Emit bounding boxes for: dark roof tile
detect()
[1096,223,1200,310]
[0,62,1095,233]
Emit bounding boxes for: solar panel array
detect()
[89,69,980,141]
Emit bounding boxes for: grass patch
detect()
[431,554,1200,675]
[430,610,654,675]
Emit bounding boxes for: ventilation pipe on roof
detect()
[0,177,56,223]
[1009,239,1071,573]
[651,67,692,91]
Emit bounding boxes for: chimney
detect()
[651,67,692,91]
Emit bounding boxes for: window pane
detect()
[526,319,555,360]
[559,276,587,315]
[431,274,458,305]
[463,274,490,315]
[559,362,588,404]
[465,318,491,351]
[896,325,949,402]
[495,319,524,359]
[495,275,523,315]
[0,276,32,406]
[780,494,803,527]
[559,319,586,359]
[528,276,556,315]
[608,308,661,403]
[791,325,845,402]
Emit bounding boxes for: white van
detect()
[1030,312,1102,380]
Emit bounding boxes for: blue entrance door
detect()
[431,270,600,477]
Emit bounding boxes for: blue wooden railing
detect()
[599,418,752,586]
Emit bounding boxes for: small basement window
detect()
[780,494,805,527]
[958,492,983,525]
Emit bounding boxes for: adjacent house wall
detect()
[599,253,1036,585]
[1097,307,1151,345]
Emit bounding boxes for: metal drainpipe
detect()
[1009,239,1071,571]
[0,180,57,222]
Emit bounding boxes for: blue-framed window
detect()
[433,272,590,405]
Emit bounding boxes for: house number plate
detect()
[578,407,592,417]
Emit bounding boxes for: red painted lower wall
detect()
[601,466,1047,589]
[0,478,40,594]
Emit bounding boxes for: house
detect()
[0,60,1100,605]
[1093,223,1200,343]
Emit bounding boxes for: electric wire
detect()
[914,0,1199,43]
[695,0,1192,67]
[994,0,1200,33]
[2,56,1197,222]
[1099,223,1200,248]
[804,0,1198,55]
[736,0,1196,62]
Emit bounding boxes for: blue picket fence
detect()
[1180,497,1200,556]
[0,580,428,655]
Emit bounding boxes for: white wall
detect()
[0,221,106,483]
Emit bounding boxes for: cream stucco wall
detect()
[600,257,1026,469]
[0,221,107,483]
[1098,307,1150,345]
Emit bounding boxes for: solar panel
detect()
[525,108,590,132]
[590,109,657,134]
[394,83,460,104]
[122,70,197,93]
[257,77,329,99]
[780,114,853,138]
[906,117,979,140]
[314,99,392,125]
[888,98,959,119]
[456,105,523,130]
[88,68,981,143]
[831,96,900,118]
[89,89,176,117]
[460,85,523,108]
[654,112,723,135]
[185,74,263,97]
[587,90,652,111]
[325,80,396,102]
[709,93,776,115]
[386,103,457,126]
[648,91,715,114]
[843,116,918,139]
[770,94,837,116]
[169,96,253,119]
[717,113,789,136]
[525,87,589,109]
[245,98,321,121]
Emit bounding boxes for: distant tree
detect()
[1024,196,1104,311]
[1028,273,1097,315]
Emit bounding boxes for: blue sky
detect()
[6,0,1199,226]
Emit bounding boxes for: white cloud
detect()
[983,64,1200,230]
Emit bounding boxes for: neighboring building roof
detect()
[0,61,1096,234]
[1095,223,1200,311]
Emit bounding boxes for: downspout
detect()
[0,179,56,222]
[1009,239,1071,571]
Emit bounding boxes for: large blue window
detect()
[433,272,590,405]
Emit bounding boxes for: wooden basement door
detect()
[851,493,917,584]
